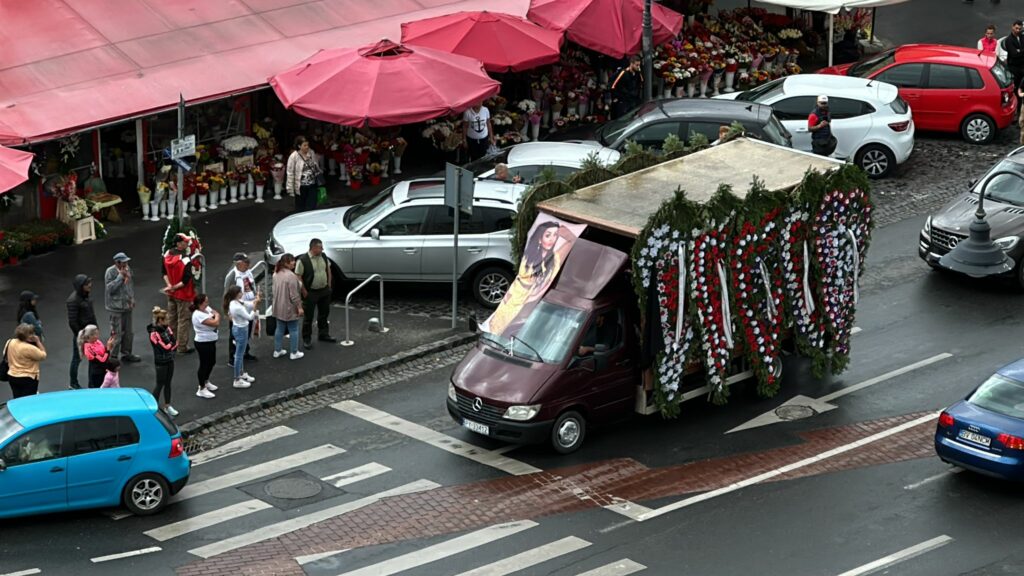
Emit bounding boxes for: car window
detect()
[926,64,970,90]
[628,122,681,148]
[0,406,23,447]
[70,417,139,455]
[977,171,1024,206]
[373,206,429,236]
[483,207,515,232]
[154,410,178,436]
[876,64,925,88]
[2,424,64,466]
[829,97,873,119]
[578,308,624,355]
[967,374,1024,419]
[464,148,512,176]
[771,96,817,121]
[991,61,1013,89]
[509,165,543,183]
[687,121,729,142]
[759,116,792,147]
[347,186,397,232]
[425,206,486,235]
[735,77,785,102]
[848,49,895,78]
[966,67,984,90]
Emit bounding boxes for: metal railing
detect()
[340,274,388,346]
[249,260,271,316]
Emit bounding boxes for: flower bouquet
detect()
[226,170,241,204]
[251,168,267,203]
[349,165,364,190]
[367,163,383,186]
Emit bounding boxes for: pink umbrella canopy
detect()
[0,145,33,194]
[401,11,564,73]
[527,0,683,59]
[269,39,501,127]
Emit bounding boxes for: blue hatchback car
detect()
[935,359,1024,481]
[0,388,190,519]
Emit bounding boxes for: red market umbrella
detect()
[269,39,501,127]
[527,0,683,59]
[401,11,564,73]
[0,145,33,194]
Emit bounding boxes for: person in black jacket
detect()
[611,56,644,120]
[148,306,179,417]
[65,274,96,389]
[1003,21,1024,108]
[294,238,335,349]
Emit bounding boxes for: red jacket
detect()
[164,250,196,302]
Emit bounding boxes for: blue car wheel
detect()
[122,473,169,516]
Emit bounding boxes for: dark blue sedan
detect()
[935,359,1024,481]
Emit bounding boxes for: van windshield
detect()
[0,406,24,448]
[481,301,587,364]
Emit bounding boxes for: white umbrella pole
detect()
[828,13,834,67]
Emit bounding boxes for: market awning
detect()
[527,0,683,60]
[0,145,34,194]
[753,0,912,15]
[0,0,529,145]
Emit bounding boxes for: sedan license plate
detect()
[958,429,991,447]
[463,418,489,436]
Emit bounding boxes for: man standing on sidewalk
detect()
[224,252,259,366]
[295,238,336,349]
[66,274,96,389]
[163,233,198,355]
[104,252,141,363]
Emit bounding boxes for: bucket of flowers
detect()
[367,163,383,186]
[349,165,364,190]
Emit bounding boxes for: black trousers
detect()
[228,322,253,362]
[195,341,216,389]
[154,362,174,403]
[88,362,106,389]
[296,184,318,212]
[9,376,38,398]
[302,287,332,343]
[466,137,489,161]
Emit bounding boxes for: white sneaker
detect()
[233,379,251,389]
[289,351,304,360]
[196,388,216,399]
[273,350,287,358]
[165,405,179,417]
[204,381,218,391]
[241,372,255,382]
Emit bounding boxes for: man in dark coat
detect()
[611,56,644,120]
[66,274,97,389]
[1003,21,1024,108]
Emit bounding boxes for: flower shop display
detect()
[253,168,267,203]
[271,159,285,200]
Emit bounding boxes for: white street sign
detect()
[171,134,196,159]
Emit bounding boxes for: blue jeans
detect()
[232,325,249,379]
[274,319,299,355]
[69,334,81,389]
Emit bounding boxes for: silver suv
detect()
[266,142,620,306]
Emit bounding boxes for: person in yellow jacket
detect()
[5,323,47,398]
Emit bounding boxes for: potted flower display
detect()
[367,163,383,186]
[252,168,267,203]
[349,165,363,190]
[271,159,285,200]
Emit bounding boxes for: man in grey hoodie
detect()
[105,252,141,362]
[66,274,97,389]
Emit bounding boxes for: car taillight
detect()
[888,121,910,132]
[997,433,1024,450]
[169,437,184,458]
[1003,92,1012,106]
[938,412,955,428]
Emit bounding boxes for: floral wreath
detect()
[781,204,828,375]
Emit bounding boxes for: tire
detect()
[122,473,169,516]
[854,144,896,179]
[551,410,586,454]
[472,266,513,308]
[961,113,996,144]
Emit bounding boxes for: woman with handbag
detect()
[5,324,47,398]
[286,135,322,213]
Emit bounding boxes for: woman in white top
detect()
[224,285,260,389]
[286,135,320,213]
[190,293,221,399]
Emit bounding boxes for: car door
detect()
[420,206,491,280]
[825,96,875,160]
[350,205,429,279]
[622,121,682,150]
[768,96,817,152]
[874,63,927,127]
[0,423,68,517]
[917,63,977,132]
[66,417,140,509]
[572,308,635,423]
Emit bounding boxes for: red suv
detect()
[819,44,1016,144]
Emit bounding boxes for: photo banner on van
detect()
[480,214,586,337]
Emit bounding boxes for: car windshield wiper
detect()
[510,335,543,362]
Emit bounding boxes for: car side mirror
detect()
[0,458,6,472]
[572,356,597,372]
[594,343,609,354]
[370,228,380,241]
[969,178,978,189]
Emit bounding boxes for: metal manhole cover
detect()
[775,405,816,421]
[264,477,323,500]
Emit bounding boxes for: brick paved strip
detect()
[176,412,941,576]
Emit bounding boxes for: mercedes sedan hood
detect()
[272,206,356,254]
[933,194,1024,238]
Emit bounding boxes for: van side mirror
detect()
[968,178,978,189]
[370,228,381,241]
[594,344,608,354]
[572,356,597,372]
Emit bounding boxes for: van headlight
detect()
[995,236,1019,251]
[448,382,457,402]
[503,405,541,421]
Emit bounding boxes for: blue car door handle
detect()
[117,455,132,462]
[50,466,64,473]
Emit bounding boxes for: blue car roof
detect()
[996,359,1024,383]
[5,388,156,429]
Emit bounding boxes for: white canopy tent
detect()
[752,0,913,65]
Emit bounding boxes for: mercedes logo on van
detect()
[472,398,483,412]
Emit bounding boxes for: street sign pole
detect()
[176,94,185,222]
[452,189,459,329]
[445,163,475,329]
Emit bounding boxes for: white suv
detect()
[717,74,914,178]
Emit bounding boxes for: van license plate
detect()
[463,419,489,435]
[958,429,991,447]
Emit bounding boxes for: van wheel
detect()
[551,410,586,454]
[961,114,995,144]
[122,473,169,516]
[473,266,513,308]
[855,145,895,178]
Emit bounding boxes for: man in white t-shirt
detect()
[224,252,258,365]
[462,103,495,161]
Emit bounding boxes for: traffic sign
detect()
[444,162,474,216]
[171,134,196,159]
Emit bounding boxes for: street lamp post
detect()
[642,0,653,102]
[938,170,1018,277]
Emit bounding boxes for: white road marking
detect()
[175,444,345,502]
[1,569,42,576]
[455,536,591,576]
[851,326,862,335]
[332,400,541,476]
[147,462,392,541]
[188,426,298,466]
[904,468,963,490]
[295,549,351,565]
[603,500,654,522]
[577,559,647,575]
[835,535,954,576]
[818,353,953,403]
[640,412,940,521]
[336,520,537,576]
[89,546,162,563]
[188,479,439,559]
